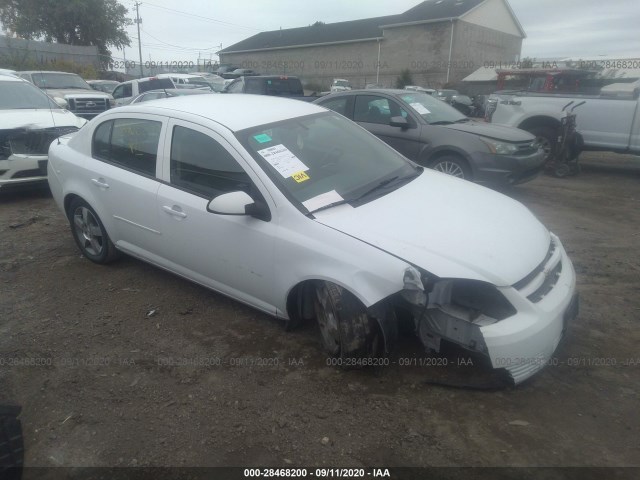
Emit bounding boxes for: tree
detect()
[520,57,535,69]
[0,0,131,62]
[395,68,414,89]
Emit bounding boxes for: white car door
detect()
[87,114,166,258]
[156,119,277,314]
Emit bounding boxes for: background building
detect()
[219,0,525,89]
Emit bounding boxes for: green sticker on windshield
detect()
[254,133,272,143]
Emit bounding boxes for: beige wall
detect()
[220,20,522,90]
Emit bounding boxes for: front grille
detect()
[68,97,108,117]
[513,238,563,303]
[3,127,79,156]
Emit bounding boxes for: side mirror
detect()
[53,97,68,108]
[207,191,271,221]
[390,116,409,129]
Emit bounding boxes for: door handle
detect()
[162,205,187,218]
[91,178,110,188]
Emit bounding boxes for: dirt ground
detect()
[1,152,639,473]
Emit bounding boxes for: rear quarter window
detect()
[91,118,162,177]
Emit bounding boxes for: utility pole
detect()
[135,2,143,78]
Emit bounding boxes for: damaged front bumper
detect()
[404,234,577,385]
[0,126,78,190]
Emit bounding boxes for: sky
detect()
[117,0,640,66]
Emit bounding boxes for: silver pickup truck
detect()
[486,81,640,160]
[18,70,114,119]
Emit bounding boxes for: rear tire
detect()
[68,198,119,264]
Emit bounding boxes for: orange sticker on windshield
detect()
[292,171,310,183]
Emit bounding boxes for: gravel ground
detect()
[1,152,639,473]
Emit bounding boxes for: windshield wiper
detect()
[307,178,399,215]
[308,171,420,215]
[430,120,454,125]
[353,170,421,203]
[308,199,351,215]
[455,118,471,123]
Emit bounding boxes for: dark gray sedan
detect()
[313,89,545,185]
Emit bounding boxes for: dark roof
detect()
[220,0,486,53]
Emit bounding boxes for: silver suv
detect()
[18,71,114,119]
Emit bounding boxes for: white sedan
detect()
[48,95,578,385]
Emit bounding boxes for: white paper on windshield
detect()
[302,190,344,212]
[257,144,308,178]
[410,102,431,115]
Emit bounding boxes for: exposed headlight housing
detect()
[481,138,519,155]
[439,279,516,323]
[416,279,517,354]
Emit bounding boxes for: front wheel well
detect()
[426,150,470,168]
[285,279,398,355]
[518,116,560,132]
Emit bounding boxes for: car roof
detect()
[142,88,208,95]
[18,70,78,75]
[119,76,172,84]
[157,73,204,78]
[117,94,325,132]
[0,74,24,82]
[322,88,411,96]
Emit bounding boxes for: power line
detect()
[140,28,221,52]
[141,1,259,31]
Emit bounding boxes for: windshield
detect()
[30,72,91,90]
[399,92,467,124]
[334,80,350,87]
[91,82,118,93]
[237,113,419,212]
[0,81,60,110]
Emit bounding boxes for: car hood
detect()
[0,109,86,129]
[313,171,550,286]
[44,88,113,100]
[444,121,534,142]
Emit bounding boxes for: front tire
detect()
[430,155,471,180]
[68,198,119,264]
[314,282,381,360]
[528,126,557,164]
